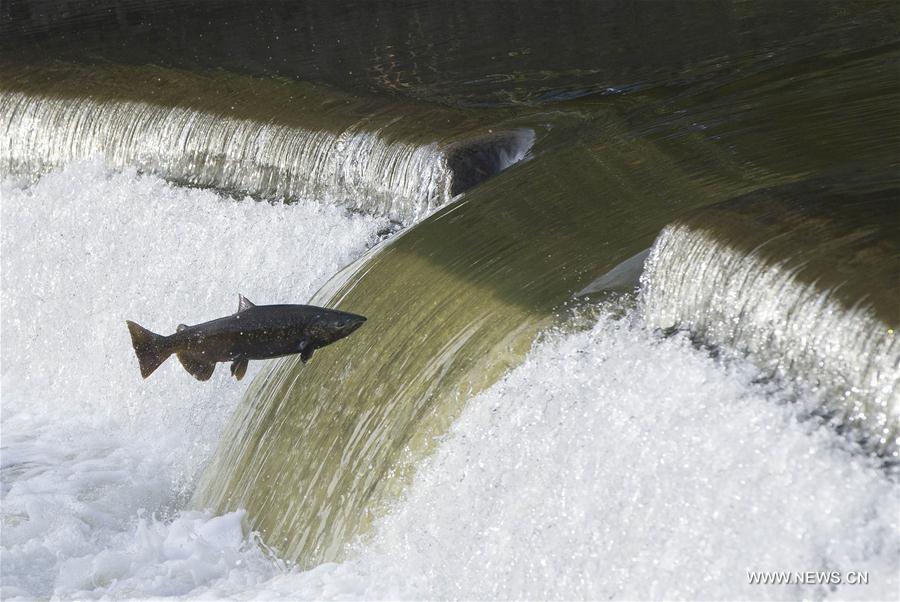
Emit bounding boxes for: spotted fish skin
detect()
[126,295,366,381]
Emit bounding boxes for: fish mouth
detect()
[337,313,367,336]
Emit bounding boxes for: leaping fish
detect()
[126,295,367,381]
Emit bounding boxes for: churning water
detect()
[0,162,388,598]
[2,2,898,599]
[2,164,896,600]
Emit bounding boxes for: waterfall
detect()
[641,177,899,458]
[1,63,533,221]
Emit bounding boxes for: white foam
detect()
[0,161,388,598]
[3,163,897,600]
[641,223,899,456]
[241,310,898,601]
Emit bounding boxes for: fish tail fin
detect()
[126,320,172,378]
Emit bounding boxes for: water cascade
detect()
[1,62,533,220]
[193,30,900,566]
[2,1,899,596]
[641,175,900,458]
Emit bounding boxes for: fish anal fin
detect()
[177,352,216,381]
[237,294,256,314]
[231,358,249,381]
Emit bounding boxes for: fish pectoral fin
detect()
[177,323,189,332]
[231,358,249,381]
[237,294,256,314]
[300,344,315,364]
[176,352,216,381]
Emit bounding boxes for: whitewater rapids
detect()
[1,164,897,600]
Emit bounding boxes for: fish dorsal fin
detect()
[176,351,216,381]
[237,294,256,314]
[231,358,249,381]
[176,323,189,332]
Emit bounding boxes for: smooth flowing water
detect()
[642,175,899,457]
[1,1,898,599]
[1,62,532,221]
[193,41,900,567]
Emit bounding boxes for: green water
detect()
[3,0,897,568]
[193,32,899,562]
[641,172,899,457]
[4,0,897,108]
[0,61,533,218]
